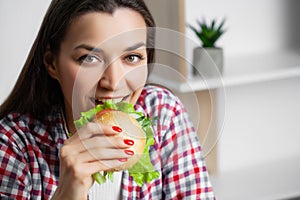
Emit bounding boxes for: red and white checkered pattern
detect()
[0,85,215,199]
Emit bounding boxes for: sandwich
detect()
[73,100,160,186]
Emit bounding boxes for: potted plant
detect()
[188,18,226,77]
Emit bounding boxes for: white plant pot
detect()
[193,47,223,78]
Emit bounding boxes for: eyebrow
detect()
[124,42,146,51]
[74,42,146,53]
[74,44,103,53]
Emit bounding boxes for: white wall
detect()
[218,77,300,172]
[0,1,51,103]
[185,0,288,57]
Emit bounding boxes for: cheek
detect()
[76,65,108,89]
[57,65,78,106]
[125,65,148,90]
[71,66,104,108]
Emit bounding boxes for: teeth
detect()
[95,96,126,104]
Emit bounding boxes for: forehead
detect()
[62,8,147,51]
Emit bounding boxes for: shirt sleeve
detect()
[0,126,31,199]
[148,87,215,199]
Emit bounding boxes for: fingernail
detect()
[124,139,134,146]
[112,126,122,133]
[118,158,128,162]
[124,150,134,156]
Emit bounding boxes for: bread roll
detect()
[95,110,146,171]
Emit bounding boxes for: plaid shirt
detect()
[0,85,215,199]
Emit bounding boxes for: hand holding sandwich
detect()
[52,121,135,199]
[52,101,159,200]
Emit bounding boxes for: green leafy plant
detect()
[188,18,226,48]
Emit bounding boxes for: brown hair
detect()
[0,0,155,119]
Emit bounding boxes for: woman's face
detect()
[47,8,148,121]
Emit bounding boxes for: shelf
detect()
[148,51,300,93]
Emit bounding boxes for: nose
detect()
[98,60,124,90]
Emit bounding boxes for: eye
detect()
[78,54,102,64]
[124,54,145,65]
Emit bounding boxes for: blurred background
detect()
[1,0,300,199]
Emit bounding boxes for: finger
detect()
[78,148,135,163]
[66,123,122,144]
[59,145,133,174]
[86,159,129,173]
[81,135,134,150]
[63,133,133,158]
[62,149,134,174]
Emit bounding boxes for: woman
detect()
[0,0,215,199]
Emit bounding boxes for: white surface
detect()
[0,1,51,103]
[218,76,300,170]
[210,154,300,200]
[148,51,300,93]
[211,76,300,199]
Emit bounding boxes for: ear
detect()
[44,45,59,80]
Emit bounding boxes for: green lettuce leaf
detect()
[73,100,160,186]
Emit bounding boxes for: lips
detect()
[92,95,130,105]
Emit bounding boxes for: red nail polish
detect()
[112,126,122,133]
[124,150,134,156]
[124,139,134,146]
[118,158,128,162]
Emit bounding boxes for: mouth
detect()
[92,95,130,106]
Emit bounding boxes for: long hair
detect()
[0,0,155,119]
